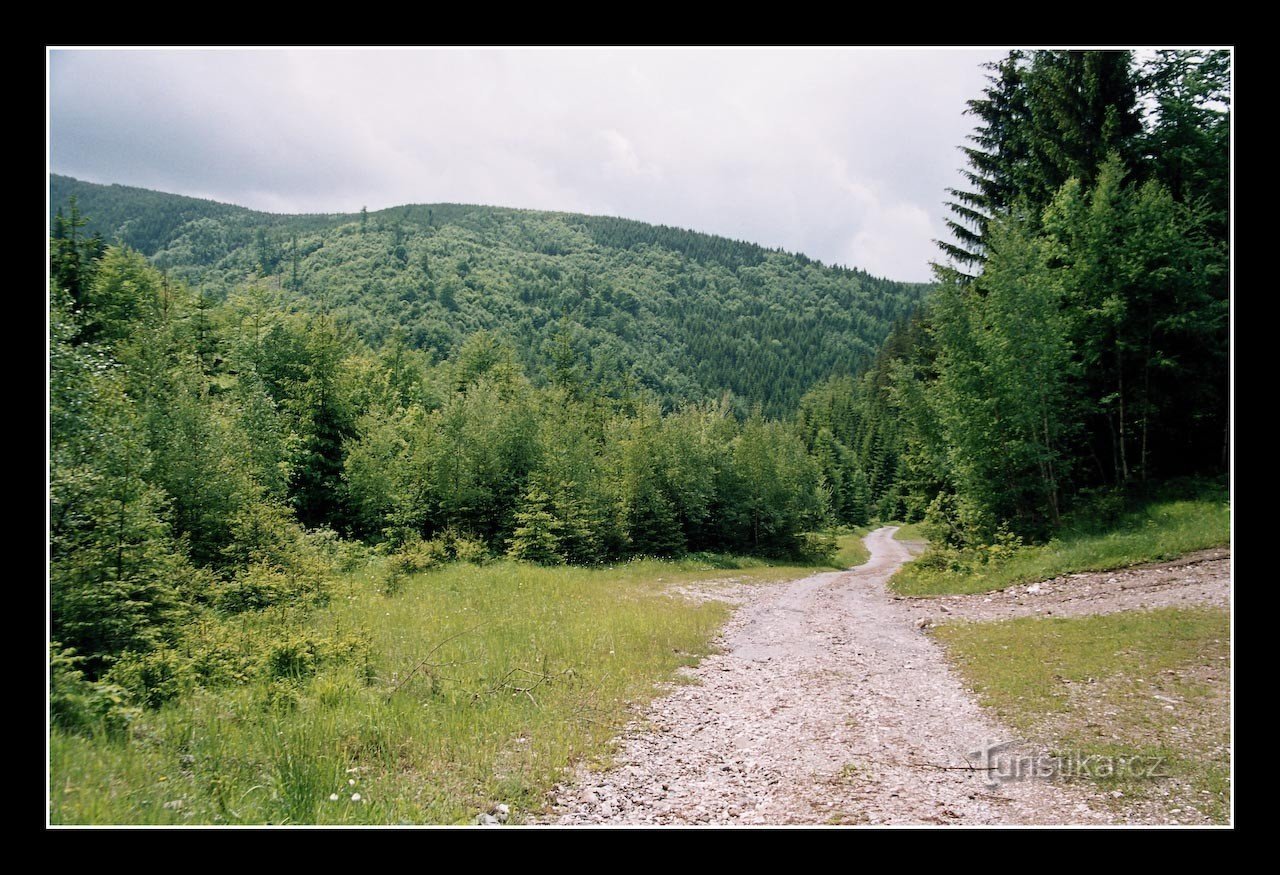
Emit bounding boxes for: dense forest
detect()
[47,47,1229,734]
[50,174,928,419]
[799,49,1230,547]
[49,197,863,721]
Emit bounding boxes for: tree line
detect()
[799,49,1229,544]
[47,48,1229,721]
[50,219,838,704]
[50,175,928,419]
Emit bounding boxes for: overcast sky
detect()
[49,48,1004,282]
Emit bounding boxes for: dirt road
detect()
[898,548,1229,625]
[544,527,1112,825]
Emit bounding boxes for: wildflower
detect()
[329,793,340,802]
[352,793,362,802]
[349,778,356,786]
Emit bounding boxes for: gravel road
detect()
[543,527,1118,825]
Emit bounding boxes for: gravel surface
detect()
[898,548,1229,625]
[541,527,1116,825]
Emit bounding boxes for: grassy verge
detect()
[934,607,1230,823]
[889,522,929,544]
[50,555,816,825]
[832,528,872,568]
[890,489,1229,596]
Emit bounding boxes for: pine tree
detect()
[941,52,1031,272]
[939,50,1143,276]
[508,486,563,564]
[50,297,189,676]
[51,196,92,308]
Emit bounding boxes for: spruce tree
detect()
[508,486,563,564]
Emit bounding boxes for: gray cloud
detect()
[50,48,1002,282]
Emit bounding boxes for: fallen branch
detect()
[387,625,483,699]
[477,666,577,706]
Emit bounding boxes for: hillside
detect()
[50,174,929,416]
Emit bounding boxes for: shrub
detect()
[451,536,491,565]
[388,537,449,577]
[106,646,197,708]
[50,643,139,735]
[215,557,331,614]
[800,531,838,564]
[266,634,323,680]
[306,526,373,573]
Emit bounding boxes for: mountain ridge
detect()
[49,173,931,416]
[50,173,905,281]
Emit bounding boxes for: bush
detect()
[800,531,838,564]
[92,614,374,709]
[451,536,491,565]
[50,643,139,735]
[216,561,330,613]
[388,537,449,577]
[305,527,374,573]
[386,531,491,587]
[105,646,196,708]
[266,634,323,681]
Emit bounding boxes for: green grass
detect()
[50,555,817,825]
[889,522,929,544]
[934,607,1230,822]
[832,528,872,568]
[890,491,1229,596]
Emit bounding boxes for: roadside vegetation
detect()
[831,527,873,568]
[890,482,1228,596]
[890,522,928,544]
[934,607,1230,823]
[51,553,820,825]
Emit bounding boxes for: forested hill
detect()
[50,174,929,417]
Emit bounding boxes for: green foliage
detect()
[81,246,168,345]
[830,528,872,568]
[924,212,1077,539]
[50,553,818,825]
[450,535,491,565]
[722,416,827,556]
[942,50,1143,271]
[52,174,928,419]
[891,482,1228,596]
[50,643,138,735]
[50,196,103,309]
[507,486,563,564]
[388,536,449,577]
[901,51,1229,546]
[50,297,191,675]
[106,647,197,708]
[799,531,839,565]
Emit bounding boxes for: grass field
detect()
[50,555,819,825]
[890,522,929,543]
[832,528,872,568]
[890,488,1229,596]
[934,607,1230,822]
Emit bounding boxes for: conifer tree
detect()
[508,486,563,564]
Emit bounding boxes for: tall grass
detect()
[50,555,817,825]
